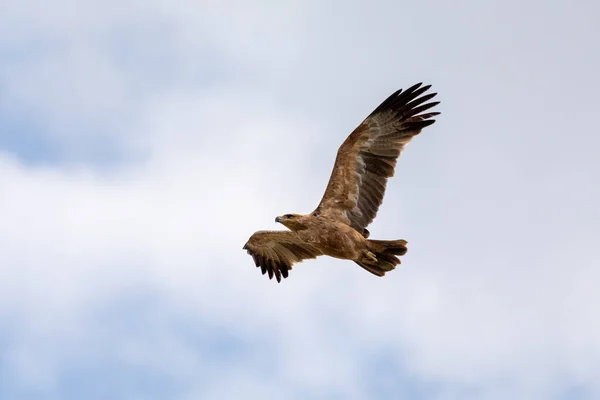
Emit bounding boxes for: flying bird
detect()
[243,83,440,282]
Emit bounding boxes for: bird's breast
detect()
[297,219,366,260]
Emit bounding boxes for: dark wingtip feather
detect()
[404,101,440,119]
[371,88,403,115]
[244,242,293,283]
[406,82,423,92]
[405,93,438,110]
[418,111,441,120]
[409,119,436,130]
[369,82,440,118]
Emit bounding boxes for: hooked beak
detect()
[275,216,281,223]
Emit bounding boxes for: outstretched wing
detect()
[314,83,440,237]
[243,231,323,282]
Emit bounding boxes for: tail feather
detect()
[368,239,408,256]
[354,261,388,277]
[354,239,408,277]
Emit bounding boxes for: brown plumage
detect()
[243,83,440,282]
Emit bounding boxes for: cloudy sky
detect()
[1,0,599,399]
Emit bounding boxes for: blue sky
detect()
[1,0,599,399]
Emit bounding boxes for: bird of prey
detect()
[243,83,440,282]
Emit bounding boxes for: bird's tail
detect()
[354,239,408,277]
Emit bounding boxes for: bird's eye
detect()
[284,214,294,218]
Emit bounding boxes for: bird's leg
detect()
[363,250,378,263]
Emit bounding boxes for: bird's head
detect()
[275,213,307,231]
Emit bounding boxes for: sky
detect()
[0,0,599,399]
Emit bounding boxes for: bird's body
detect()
[244,83,440,282]
[281,215,367,260]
